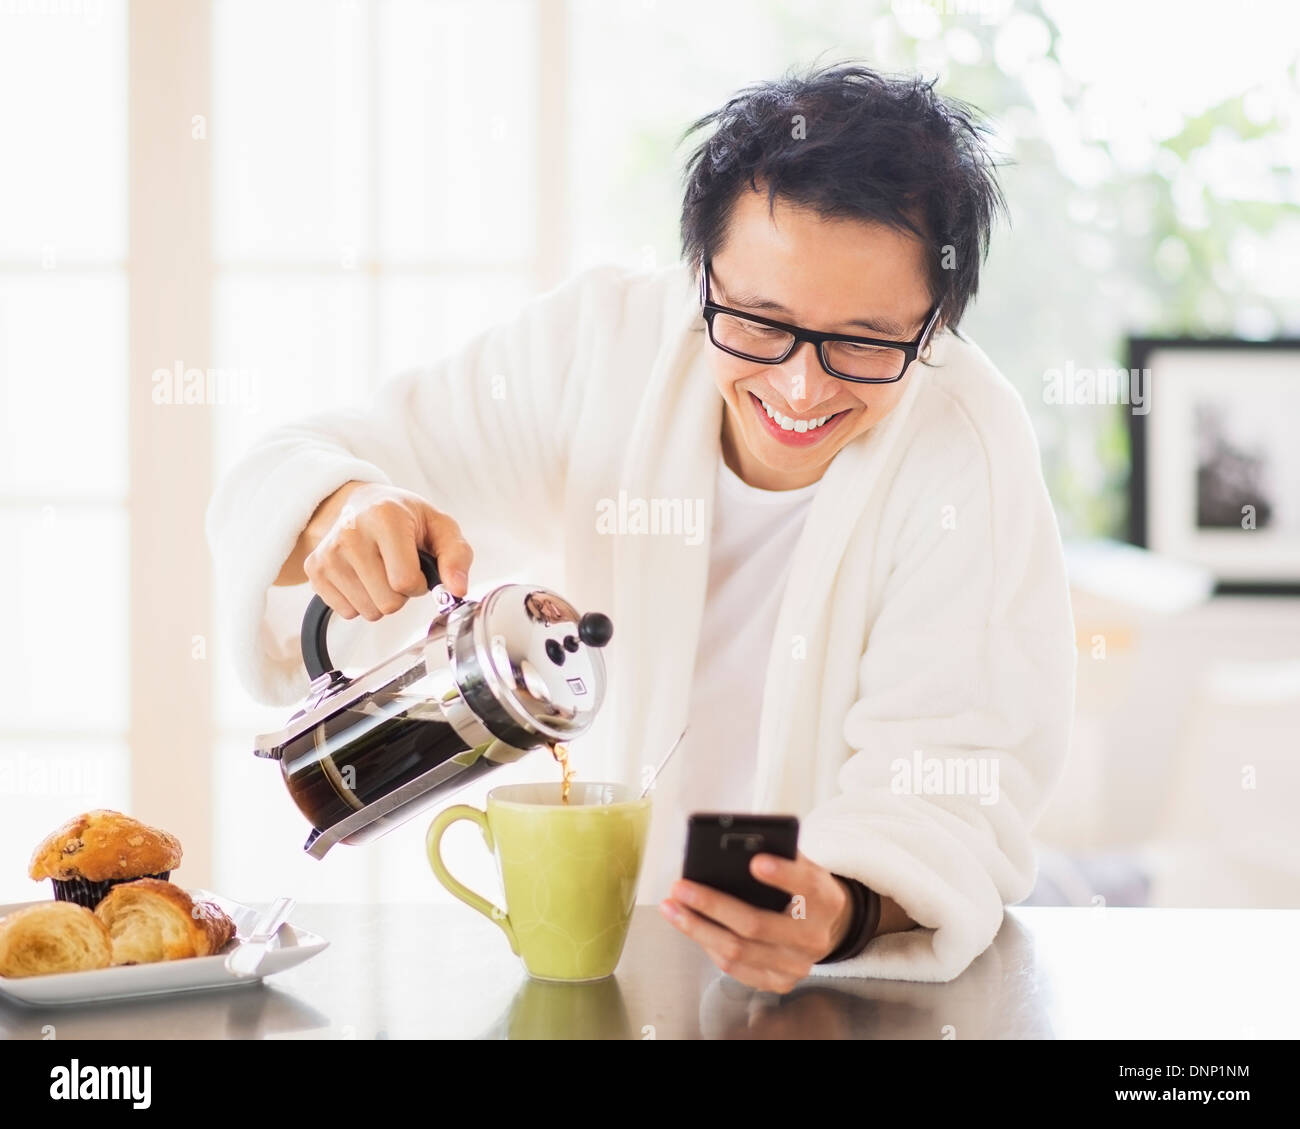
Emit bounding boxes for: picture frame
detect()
[1127,337,1300,595]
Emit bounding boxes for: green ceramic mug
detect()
[426,781,651,982]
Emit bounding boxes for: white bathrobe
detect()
[206,259,1077,984]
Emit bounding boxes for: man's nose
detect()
[769,341,836,408]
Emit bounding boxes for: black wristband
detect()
[819,876,882,964]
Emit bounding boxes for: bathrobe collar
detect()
[608,275,933,796]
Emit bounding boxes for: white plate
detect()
[0,889,329,1007]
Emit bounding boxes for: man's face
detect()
[707,186,937,490]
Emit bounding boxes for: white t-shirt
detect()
[638,453,819,904]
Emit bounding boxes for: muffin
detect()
[0,901,113,978]
[29,810,183,909]
[94,878,236,965]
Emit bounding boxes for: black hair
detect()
[679,62,1007,333]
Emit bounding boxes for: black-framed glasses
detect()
[699,261,942,384]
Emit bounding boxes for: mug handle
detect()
[426,805,518,955]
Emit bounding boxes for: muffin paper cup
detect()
[50,871,173,909]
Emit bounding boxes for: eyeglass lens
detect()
[709,312,906,381]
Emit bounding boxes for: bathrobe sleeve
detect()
[801,383,1078,984]
[205,265,625,707]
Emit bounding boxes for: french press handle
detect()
[300,549,442,681]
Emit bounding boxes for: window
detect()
[208,0,547,902]
[0,2,130,902]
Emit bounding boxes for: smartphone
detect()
[681,812,800,914]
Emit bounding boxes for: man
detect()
[208,63,1076,991]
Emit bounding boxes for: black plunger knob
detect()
[578,612,613,648]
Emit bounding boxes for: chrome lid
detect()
[450,584,609,744]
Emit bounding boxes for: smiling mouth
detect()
[747,391,851,443]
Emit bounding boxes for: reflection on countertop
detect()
[3,904,1295,1039]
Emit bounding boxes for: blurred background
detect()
[1,0,1297,912]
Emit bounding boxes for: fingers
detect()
[371,517,427,598]
[746,851,815,896]
[302,488,475,619]
[667,878,803,948]
[423,509,474,597]
[660,901,808,994]
[316,543,384,621]
[305,570,360,621]
[720,960,807,996]
[747,853,854,959]
[667,861,847,964]
[346,537,410,617]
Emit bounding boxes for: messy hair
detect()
[680,62,1007,332]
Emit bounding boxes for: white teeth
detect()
[758,397,834,433]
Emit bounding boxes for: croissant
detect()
[0,902,113,978]
[94,878,237,965]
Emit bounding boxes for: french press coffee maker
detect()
[253,551,613,858]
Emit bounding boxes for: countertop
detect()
[2,904,1295,1039]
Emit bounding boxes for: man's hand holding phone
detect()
[660,813,857,996]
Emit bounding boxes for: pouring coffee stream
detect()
[253,549,613,853]
[549,742,575,805]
